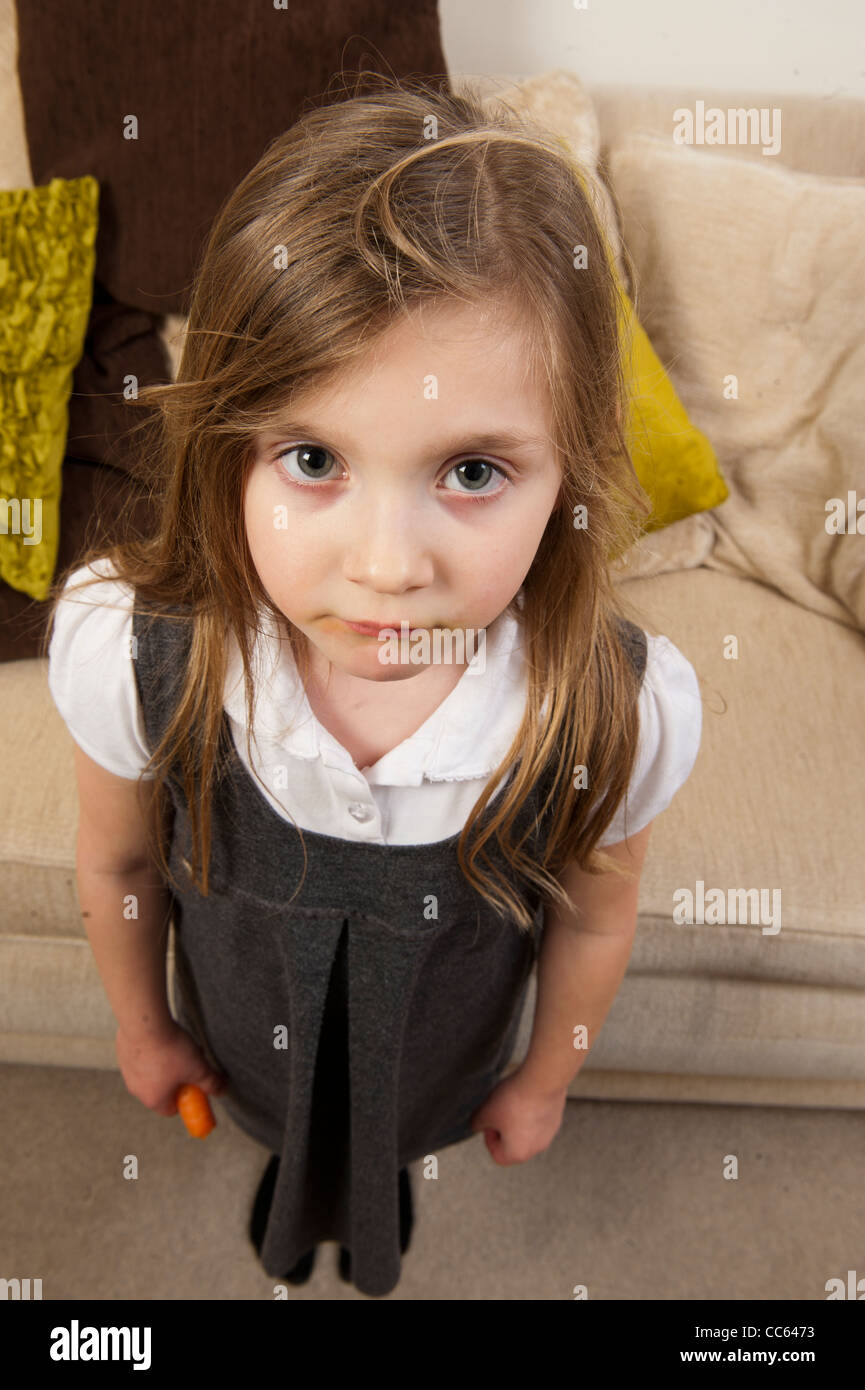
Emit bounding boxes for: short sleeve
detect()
[595,633,702,847]
[47,557,156,780]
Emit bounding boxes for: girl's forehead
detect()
[253,298,547,435]
[269,308,538,398]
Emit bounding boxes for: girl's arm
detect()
[74,745,176,1044]
[517,821,654,1098]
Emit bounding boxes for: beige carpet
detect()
[3,1062,863,1301]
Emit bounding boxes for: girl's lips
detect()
[343,619,424,635]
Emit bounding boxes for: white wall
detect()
[438,0,864,99]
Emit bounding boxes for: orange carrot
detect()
[176,1083,216,1139]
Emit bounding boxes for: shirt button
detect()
[347,802,374,822]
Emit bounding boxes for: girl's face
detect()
[244,298,563,687]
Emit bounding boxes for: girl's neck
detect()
[305,644,470,715]
[303,652,470,772]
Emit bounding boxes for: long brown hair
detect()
[44,71,658,931]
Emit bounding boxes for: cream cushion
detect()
[608,133,865,631]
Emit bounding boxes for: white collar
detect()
[222,599,530,787]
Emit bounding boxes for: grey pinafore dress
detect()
[131,603,647,1297]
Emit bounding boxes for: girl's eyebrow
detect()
[261,421,549,456]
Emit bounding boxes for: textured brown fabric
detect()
[63,284,171,477]
[15,0,450,314]
[3,0,450,660]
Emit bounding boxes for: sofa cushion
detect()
[608,133,865,632]
[619,569,864,954]
[591,83,865,180]
[522,567,865,1089]
[0,175,98,601]
[616,287,728,532]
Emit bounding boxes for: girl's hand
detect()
[468,1067,568,1165]
[115,1020,228,1119]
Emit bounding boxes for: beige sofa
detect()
[3,40,864,1109]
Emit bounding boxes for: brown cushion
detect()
[63,284,171,476]
[14,0,450,316]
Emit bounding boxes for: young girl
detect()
[46,74,702,1299]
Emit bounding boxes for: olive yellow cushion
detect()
[0,175,99,601]
[618,283,729,531]
[563,147,729,534]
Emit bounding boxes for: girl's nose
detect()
[341,498,436,591]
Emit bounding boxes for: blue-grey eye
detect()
[442,459,508,496]
[278,444,337,480]
[452,459,495,491]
